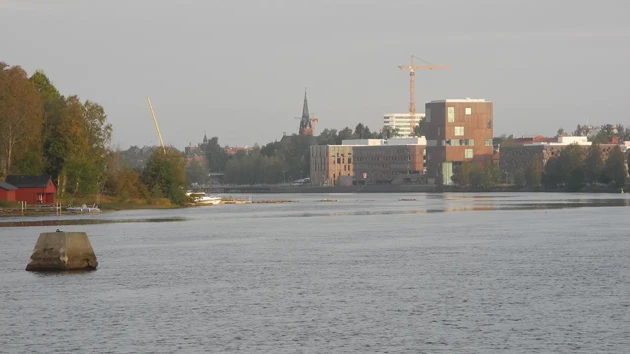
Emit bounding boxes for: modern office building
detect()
[310,138,427,186]
[383,113,425,137]
[310,145,354,186]
[424,98,494,185]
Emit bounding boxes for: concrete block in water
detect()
[25,231,98,271]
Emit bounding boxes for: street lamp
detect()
[282,170,286,184]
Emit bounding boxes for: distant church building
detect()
[298,90,314,136]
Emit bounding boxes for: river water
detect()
[1,193,629,353]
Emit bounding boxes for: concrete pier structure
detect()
[25,231,98,271]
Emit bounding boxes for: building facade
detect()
[310,145,354,186]
[500,136,619,177]
[5,175,56,204]
[383,113,425,137]
[0,180,17,202]
[353,145,425,184]
[425,99,494,185]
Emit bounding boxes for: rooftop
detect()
[0,180,17,191]
[5,175,52,188]
[429,98,487,103]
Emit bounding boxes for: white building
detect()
[341,139,384,146]
[384,137,427,146]
[383,113,425,137]
[341,137,427,146]
[527,136,590,146]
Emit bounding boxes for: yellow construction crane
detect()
[310,114,320,135]
[398,55,449,135]
[146,96,166,155]
[293,113,320,136]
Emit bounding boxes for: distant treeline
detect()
[184,123,422,185]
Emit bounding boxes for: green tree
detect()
[185,159,209,185]
[524,159,543,187]
[202,136,228,172]
[142,148,188,205]
[413,117,426,136]
[513,169,526,188]
[583,142,604,186]
[470,163,485,188]
[604,145,627,188]
[113,166,148,202]
[316,129,339,145]
[542,157,562,189]
[482,163,501,188]
[557,143,585,189]
[29,70,61,102]
[451,161,472,186]
[337,127,353,144]
[381,126,400,139]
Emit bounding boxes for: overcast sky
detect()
[1,0,629,149]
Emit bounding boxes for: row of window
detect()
[427,148,474,160]
[442,139,493,146]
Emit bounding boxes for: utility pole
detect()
[398,55,449,136]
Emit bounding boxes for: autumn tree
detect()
[114,166,148,202]
[0,63,43,176]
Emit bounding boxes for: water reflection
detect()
[0,217,187,228]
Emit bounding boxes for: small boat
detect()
[66,204,101,213]
[187,192,222,205]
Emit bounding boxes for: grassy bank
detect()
[60,195,182,211]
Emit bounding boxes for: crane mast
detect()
[398,55,449,136]
[147,96,166,155]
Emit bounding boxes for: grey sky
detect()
[1,0,629,149]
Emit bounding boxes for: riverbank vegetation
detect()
[0,61,188,206]
[452,142,628,192]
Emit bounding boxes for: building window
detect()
[465,149,473,158]
[487,120,492,129]
[447,107,455,122]
[485,139,492,146]
[465,107,472,115]
[454,126,464,136]
[437,127,441,136]
[426,108,431,123]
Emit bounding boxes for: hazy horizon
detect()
[1,0,628,149]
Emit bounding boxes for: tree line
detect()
[0,61,188,205]
[186,121,425,185]
[452,143,628,191]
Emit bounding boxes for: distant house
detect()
[0,180,17,202]
[5,175,56,204]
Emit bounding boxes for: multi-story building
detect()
[500,136,619,178]
[310,145,354,186]
[310,138,427,186]
[425,98,494,185]
[383,113,425,137]
[353,145,425,184]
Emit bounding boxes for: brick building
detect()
[353,145,425,184]
[500,136,619,177]
[425,98,494,185]
[310,145,354,186]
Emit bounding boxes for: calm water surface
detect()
[1,193,630,353]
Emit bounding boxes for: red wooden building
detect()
[5,175,56,204]
[0,180,17,202]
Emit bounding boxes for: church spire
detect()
[299,88,313,135]
[302,88,309,119]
